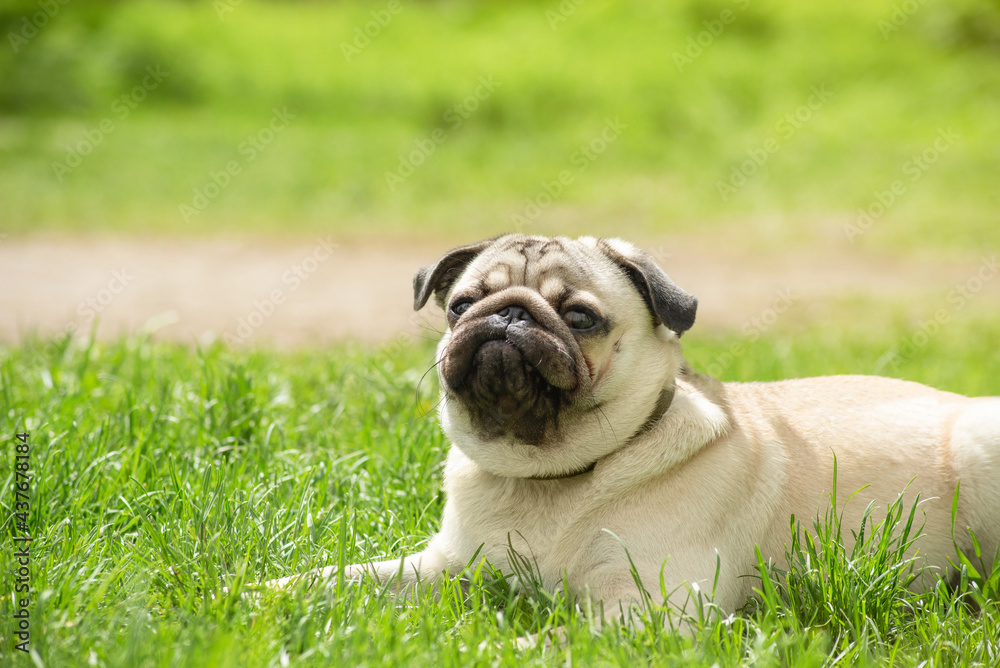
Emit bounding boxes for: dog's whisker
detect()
[417,394,447,421]
[415,321,444,336]
[413,359,443,404]
[407,333,443,343]
[588,389,618,450]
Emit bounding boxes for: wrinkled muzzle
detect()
[439,289,588,444]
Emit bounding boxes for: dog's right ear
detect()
[413,239,496,310]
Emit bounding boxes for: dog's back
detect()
[712,374,1000,577]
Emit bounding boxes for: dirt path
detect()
[4,234,998,347]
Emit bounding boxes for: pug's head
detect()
[413,234,697,479]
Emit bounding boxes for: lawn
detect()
[2,314,999,666]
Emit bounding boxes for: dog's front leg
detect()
[265,542,451,593]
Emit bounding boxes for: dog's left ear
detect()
[413,238,496,310]
[598,239,698,335]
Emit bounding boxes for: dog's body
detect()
[276,234,1000,618]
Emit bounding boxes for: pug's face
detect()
[413,235,697,479]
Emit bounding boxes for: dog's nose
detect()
[496,305,534,325]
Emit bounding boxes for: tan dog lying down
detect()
[272,234,1000,620]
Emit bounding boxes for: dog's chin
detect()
[441,325,582,446]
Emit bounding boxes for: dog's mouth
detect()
[440,314,582,444]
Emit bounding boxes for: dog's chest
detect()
[441,463,596,581]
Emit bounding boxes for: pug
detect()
[273,234,1000,622]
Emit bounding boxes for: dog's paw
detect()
[493,626,567,652]
[262,565,342,590]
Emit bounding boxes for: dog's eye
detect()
[450,299,473,317]
[565,310,597,330]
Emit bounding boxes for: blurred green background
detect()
[1,0,998,250]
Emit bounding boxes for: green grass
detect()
[2,314,1000,666]
[2,0,1000,251]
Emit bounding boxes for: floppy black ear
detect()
[598,240,698,335]
[413,239,496,310]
